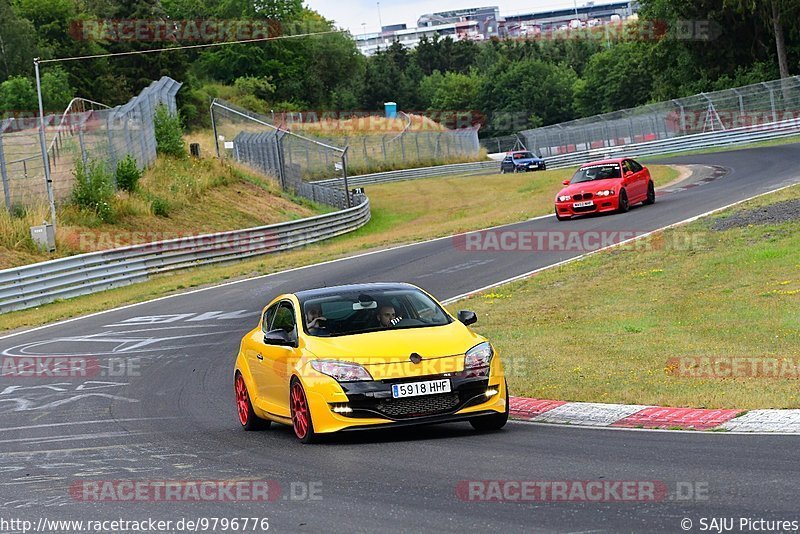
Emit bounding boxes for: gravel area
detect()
[712,199,800,230]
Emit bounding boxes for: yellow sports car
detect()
[234,283,508,443]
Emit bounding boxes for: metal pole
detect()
[276,131,287,190]
[342,146,351,208]
[210,100,220,158]
[78,127,88,167]
[35,59,57,229]
[0,136,11,211]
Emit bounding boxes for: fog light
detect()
[485,388,499,397]
[332,405,353,414]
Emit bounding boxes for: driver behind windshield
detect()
[377,305,398,327]
[305,304,328,333]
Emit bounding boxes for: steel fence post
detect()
[34,59,57,228]
[211,101,221,158]
[0,135,10,211]
[763,83,778,123]
[78,126,88,167]
[342,146,351,208]
[276,131,287,190]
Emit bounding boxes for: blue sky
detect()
[305,0,589,34]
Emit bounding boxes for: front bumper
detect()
[555,196,618,217]
[517,162,546,172]
[300,370,507,434]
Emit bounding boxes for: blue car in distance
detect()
[500,151,547,173]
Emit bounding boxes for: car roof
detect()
[580,158,626,167]
[294,282,419,301]
[508,150,533,154]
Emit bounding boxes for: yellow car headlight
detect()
[311,360,373,382]
[461,342,493,378]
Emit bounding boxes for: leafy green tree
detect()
[41,67,74,111]
[574,42,654,116]
[723,0,800,80]
[429,72,481,111]
[0,0,38,81]
[478,59,578,133]
[0,75,36,113]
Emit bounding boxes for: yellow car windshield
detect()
[301,289,451,337]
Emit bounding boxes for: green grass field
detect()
[451,184,800,409]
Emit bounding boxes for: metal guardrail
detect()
[539,116,800,169]
[0,196,370,313]
[317,115,800,187]
[313,160,498,187]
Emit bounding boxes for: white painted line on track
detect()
[0,215,556,340]
[0,417,180,433]
[442,180,800,304]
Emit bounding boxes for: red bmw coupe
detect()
[554,158,655,221]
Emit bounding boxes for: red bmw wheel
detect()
[235,373,269,431]
[290,380,317,443]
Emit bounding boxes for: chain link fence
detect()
[521,76,800,158]
[0,76,182,211]
[211,99,356,209]
[479,134,528,154]
[212,99,481,186]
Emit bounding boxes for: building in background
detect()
[354,1,639,56]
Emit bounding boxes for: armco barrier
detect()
[317,115,800,188]
[313,160,497,187]
[0,196,369,313]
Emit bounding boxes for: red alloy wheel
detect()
[290,382,310,439]
[235,374,250,426]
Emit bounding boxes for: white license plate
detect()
[573,201,594,208]
[392,379,451,398]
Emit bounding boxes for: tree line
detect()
[0,0,798,135]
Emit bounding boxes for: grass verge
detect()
[0,164,678,333]
[450,184,800,409]
[0,156,329,269]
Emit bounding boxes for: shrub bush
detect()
[151,197,170,217]
[154,104,186,157]
[71,159,115,223]
[115,155,142,192]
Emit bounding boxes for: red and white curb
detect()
[509,397,800,433]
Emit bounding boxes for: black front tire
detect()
[618,189,630,213]
[643,181,655,205]
[470,381,509,431]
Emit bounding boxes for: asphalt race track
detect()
[1,145,799,533]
